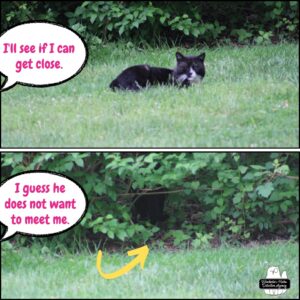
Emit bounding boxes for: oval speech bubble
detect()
[0,21,88,91]
[0,171,88,241]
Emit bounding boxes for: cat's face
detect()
[173,52,205,85]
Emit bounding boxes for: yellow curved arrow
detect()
[96,245,149,280]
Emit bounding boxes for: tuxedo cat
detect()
[132,189,168,224]
[109,52,205,91]
[173,52,205,87]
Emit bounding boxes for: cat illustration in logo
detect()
[264,266,288,296]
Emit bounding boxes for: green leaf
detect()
[94,182,106,195]
[192,239,201,248]
[231,177,240,184]
[107,23,113,31]
[191,181,200,190]
[275,165,290,175]
[64,162,74,171]
[256,182,274,198]
[90,217,103,227]
[116,230,127,241]
[119,25,125,35]
[217,198,224,206]
[127,227,135,237]
[75,158,84,167]
[213,206,224,214]
[233,193,243,204]
[107,231,115,239]
[232,211,240,218]
[230,225,240,233]
[250,165,265,170]
[239,166,248,174]
[90,13,97,24]
[290,213,299,224]
[160,16,166,24]
[256,36,264,44]
[100,227,107,234]
[144,153,158,163]
[107,190,117,201]
[192,28,200,37]
[244,183,254,192]
[131,21,140,29]
[244,232,250,239]
[212,181,222,189]
[280,201,289,213]
[243,172,254,180]
[183,28,190,35]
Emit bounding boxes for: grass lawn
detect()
[1,43,298,148]
[1,242,299,298]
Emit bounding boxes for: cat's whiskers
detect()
[176,74,188,84]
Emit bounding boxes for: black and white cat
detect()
[109,52,205,91]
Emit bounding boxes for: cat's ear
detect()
[176,52,185,61]
[198,52,205,61]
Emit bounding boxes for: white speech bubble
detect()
[0,171,88,241]
[0,21,87,91]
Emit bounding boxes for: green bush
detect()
[67,1,299,45]
[1,153,298,248]
[66,1,226,45]
[0,1,80,31]
[1,1,298,45]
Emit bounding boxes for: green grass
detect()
[1,242,299,298]
[1,43,298,147]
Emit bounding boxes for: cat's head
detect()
[173,52,205,85]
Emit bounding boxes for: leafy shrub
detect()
[1,153,298,249]
[1,1,80,31]
[66,1,298,46]
[1,1,298,46]
[66,1,227,45]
